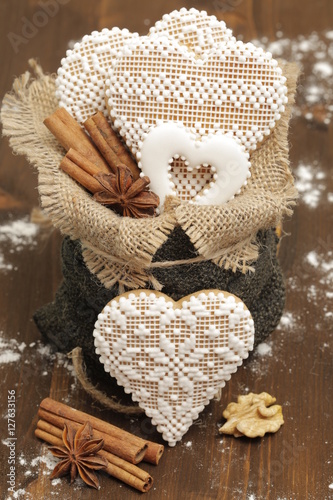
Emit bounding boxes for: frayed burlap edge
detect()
[176,61,299,272]
[1,59,299,287]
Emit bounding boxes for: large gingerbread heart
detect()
[107,35,287,157]
[93,290,254,446]
[56,27,138,123]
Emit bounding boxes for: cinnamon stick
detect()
[39,398,164,465]
[84,112,140,179]
[60,156,102,193]
[143,442,165,465]
[35,427,152,493]
[37,419,152,484]
[38,407,147,465]
[66,148,102,177]
[44,108,111,174]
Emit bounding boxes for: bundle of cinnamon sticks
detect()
[35,397,164,493]
[44,107,141,193]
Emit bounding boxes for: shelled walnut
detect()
[219,392,284,438]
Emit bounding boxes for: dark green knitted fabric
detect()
[34,228,285,373]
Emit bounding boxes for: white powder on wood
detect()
[0,219,38,248]
[256,342,272,356]
[306,251,320,267]
[252,31,333,125]
[278,312,295,329]
[0,217,39,272]
[294,164,327,209]
[0,337,26,364]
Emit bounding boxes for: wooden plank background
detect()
[0,0,332,498]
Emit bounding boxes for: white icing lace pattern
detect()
[94,290,254,446]
[55,27,138,123]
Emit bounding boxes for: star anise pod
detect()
[49,421,108,489]
[93,165,160,218]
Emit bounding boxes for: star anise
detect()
[93,165,160,218]
[49,421,108,489]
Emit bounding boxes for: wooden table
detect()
[0,1,332,498]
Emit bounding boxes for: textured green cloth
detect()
[34,228,285,372]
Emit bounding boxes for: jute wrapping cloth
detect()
[33,229,285,364]
[1,60,299,291]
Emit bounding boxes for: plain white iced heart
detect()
[93,289,254,446]
[140,123,250,207]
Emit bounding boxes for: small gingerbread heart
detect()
[94,289,254,446]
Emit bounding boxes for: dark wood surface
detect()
[0,1,332,499]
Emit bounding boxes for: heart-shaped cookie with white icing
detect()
[56,27,138,123]
[140,123,250,205]
[107,35,287,155]
[149,7,235,55]
[55,8,234,125]
[106,32,287,205]
[55,8,288,207]
[93,289,254,446]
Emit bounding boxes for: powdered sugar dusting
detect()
[305,249,333,289]
[0,217,39,272]
[0,218,39,248]
[256,342,273,356]
[278,312,296,330]
[252,30,333,125]
[0,337,26,364]
[306,250,320,267]
[294,163,327,209]
[7,489,32,499]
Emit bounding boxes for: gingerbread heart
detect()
[56,27,138,123]
[107,36,287,157]
[149,7,235,55]
[93,289,254,446]
[106,34,287,205]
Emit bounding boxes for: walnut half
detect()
[219,392,284,438]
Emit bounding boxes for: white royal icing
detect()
[93,289,254,446]
[149,7,235,55]
[107,35,288,157]
[56,27,138,123]
[139,123,250,207]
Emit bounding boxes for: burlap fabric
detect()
[1,59,299,290]
[33,227,285,393]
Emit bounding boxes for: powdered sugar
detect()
[0,218,39,248]
[294,162,328,209]
[0,217,39,272]
[278,312,296,330]
[252,30,333,125]
[31,452,59,470]
[7,489,31,499]
[0,337,26,364]
[306,250,320,267]
[256,342,273,356]
[305,249,333,289]
[313,61,333,78]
